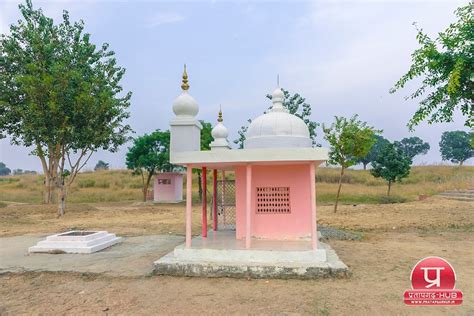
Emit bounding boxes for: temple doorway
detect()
[216,179,236,230]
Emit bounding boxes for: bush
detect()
[78,179,95,188]
[377,195,407,204]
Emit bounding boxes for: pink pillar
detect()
[201,167,207,238]
[212,169,217,231]
[309,163,317,250]
[245,164,252,249]
[186,166,193,248]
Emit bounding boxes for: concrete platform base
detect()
[153,231,349,279]
[28,231,122,254]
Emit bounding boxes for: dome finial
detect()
[217,105,223,122]
[277,74,280,87]
[181,64,189,91]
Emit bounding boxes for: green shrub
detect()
[0,178,19,184]
[377,195,407,204]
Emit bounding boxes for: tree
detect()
[234,88,320,148]
[439,130,473,165]
[357,135,390,170]
[196,120,213,200]
[394,136,430,161]
[234,119,251,149]
[94,160,109,171]
[0,162,11,176]
[390,5,473,130]
[0,1,131,216]
[126,130,174,202]
[371,143,411,196]
[323,115,380,212]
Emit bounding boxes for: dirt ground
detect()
[0,197,472,237]
[0,197,473,315]
[0,231,472,315]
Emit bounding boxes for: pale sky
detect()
[0,0,471,172]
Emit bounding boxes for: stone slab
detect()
[29,231,122,254]
[154,240,349,279]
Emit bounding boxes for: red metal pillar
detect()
[202,167,207,238]
[212,169,218,231]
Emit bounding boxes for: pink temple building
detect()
[153,172,183,203]
[154,67,348,278]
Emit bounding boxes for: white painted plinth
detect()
[28,231,121,254]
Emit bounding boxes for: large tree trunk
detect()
[142,171,154,202]
[57,183,67,217]
[37,145,55,204]
[334,167,344,213]
[387,180,392,196]
[460,161,464,166]
[363,162,368,170]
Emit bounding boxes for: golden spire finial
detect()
[181,64,189,91]
[217,105,223,122]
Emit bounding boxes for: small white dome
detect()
[212,122,229,139]
[271,88,285,104]
[244,87,312,149]
[172,92,199,118]
[210,108,231,150]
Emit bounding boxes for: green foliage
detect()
[323,115,380,169]
[126,130,173,174]
[0,0,132,213]
[12,169,36,175]
[0,162,11,176]
[394,136,430,160]
[199,120,213,151]
[439,130,473,165]
[94,160,109,171]
[371,143,411,195]
[323,115,380,212]
[390,5,474,129]
[357,135,390,170]
[126,130,174,201]
[234,119,251,149]
[234,88,319,148]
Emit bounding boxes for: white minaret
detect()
[170,65,202,159]
[210,107,231,150]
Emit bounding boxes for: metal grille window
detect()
[256,187,291,214]
[157,179,171,185]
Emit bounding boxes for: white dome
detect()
[212,122,229,139]
[244,87,312,149]
[210,108,231,150]
[172,92,199,118]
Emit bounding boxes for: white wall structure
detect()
[244,87,312,149]
[170,65,202,159]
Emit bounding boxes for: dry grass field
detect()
[0,165,473,315]
[1,165,472,205]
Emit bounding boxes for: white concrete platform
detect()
[28,231,122,254]
[154,231,349,279]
